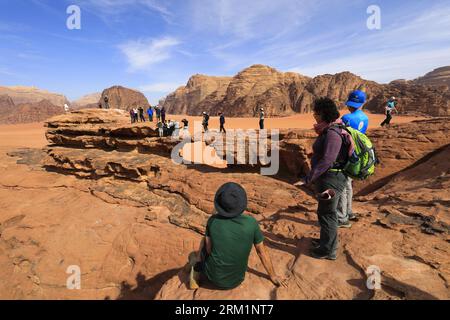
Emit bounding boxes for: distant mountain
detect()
[161,64,450,117]
[0,86,69,106]
[71,92,102,109]
[413,66,450,88]
[0,98,64,124]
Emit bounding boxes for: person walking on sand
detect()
[187,182,288,290]
[219,112,226,133]
[147,106,154,122]
[259,108,265,130]
[381,97,398,128]
[301,98,355,260]
[338,89,369,228]
[202,112,210,132]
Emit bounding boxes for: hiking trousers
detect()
[259,119,264,130]
[381,112,392,127]
[314,171,347,255]
[336,176,353,224]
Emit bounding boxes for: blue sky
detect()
[0,0,449,104]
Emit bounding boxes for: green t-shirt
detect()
[204,214,265,289]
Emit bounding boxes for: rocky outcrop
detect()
[162,65,450,117]
[0,99,65,124]
[71,92,102,109]
[100,86,150,110]
[0,86,68,106]
[413,66,450,88]
[161,75,232,115]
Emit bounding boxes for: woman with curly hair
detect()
[304,97,355,260]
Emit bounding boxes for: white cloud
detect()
[139,82,183,93]
[76,0,173,22]
[118,37,180,71]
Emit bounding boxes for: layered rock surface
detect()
[100,86,150,110]
[0,109,448,300]
[162,64,450,117]
[0,86,69,106]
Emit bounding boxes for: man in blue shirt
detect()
[338,90,369,228]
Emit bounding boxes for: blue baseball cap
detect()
[346,90,367,109]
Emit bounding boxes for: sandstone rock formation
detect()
[100,86,150,110]
[161,65,450,117]
[413,66,450,88]
[0,109,448,300]
[0,86,68,106]
[0,99,65,125]
[71,92,102,109]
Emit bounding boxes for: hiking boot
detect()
[349,214,359,221]
[310,248,337,261]
[339,222,353,229]
[311,239,320,248]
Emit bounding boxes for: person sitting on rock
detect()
[188,182,287,290]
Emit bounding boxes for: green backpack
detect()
[332,125,378,180]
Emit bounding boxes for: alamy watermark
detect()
[366,265,381,290]
[170,121,280,176]
[66,5,81,30]
[66,265,81,290]
[367,5,381,30]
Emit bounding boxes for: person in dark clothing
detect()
[187,183,287,290]
[129,109,135,124]
[219,112,226,133]
[161,107,166,124]
[303,98,354,260]
[259,108,265,130]
[104,96,109,109]
[202,112,209,132]
[155,106,161,122]
[138,106,146,122]
[381,97,398,127]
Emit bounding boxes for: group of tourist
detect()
[186,89,400,291]
[129,105,166,124]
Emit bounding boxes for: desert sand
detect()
[0,113,425,149]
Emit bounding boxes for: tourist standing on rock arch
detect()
[161,106,167,124]
[155,105,161,122]
[187,182,287,290]
[103,96,109,109]
[338,89,369,228]
[147,105,154,122]
[302,97,354,260]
